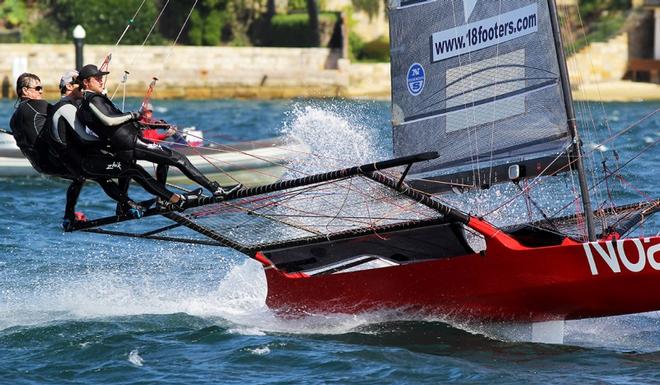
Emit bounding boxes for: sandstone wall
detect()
[0,40,656,102]
[0,44,350,99]
[566,33,629,85]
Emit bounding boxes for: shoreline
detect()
[15,80,659,103]
[1,44,658,102]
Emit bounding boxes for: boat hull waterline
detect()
[255,218,660,322]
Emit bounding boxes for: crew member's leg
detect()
[80,154,174,201]
[156,164,169,185]
[133,138,223,195]
[93,177,147,218]
[118,164,176,201]
[63,178,84,221]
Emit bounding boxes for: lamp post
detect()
[73,25,86,71]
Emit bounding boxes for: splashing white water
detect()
[128,349,144,367]
[280,104,387,177]
[247,346,271,356]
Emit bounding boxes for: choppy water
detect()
[0,99,658,384]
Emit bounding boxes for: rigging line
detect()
[164,126,352,178]
[574,4,620,169]
[157,0,199,77]
[139,0,170,49]
[114,0,148,46]
[146,124,380,179]
[247,175,436,227]
[145,135,295,182]
[612,172,655,204]
[597,108,659,149]
[548,138,659,220]
[134,0,197,109]
[487,0,504,192]
[481,149,570,218]
[167,129,302,174]
[108,0,172,100]
[448,0,479,193]
[560,10,605,210]
[477,107,659,215]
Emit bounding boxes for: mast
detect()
[547,0,596,241]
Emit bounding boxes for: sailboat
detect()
[69,0,659,324]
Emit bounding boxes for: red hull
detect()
[254,218,660,321]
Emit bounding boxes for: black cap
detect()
[78,64,109,80]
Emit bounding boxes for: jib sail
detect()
[390,0,573,192]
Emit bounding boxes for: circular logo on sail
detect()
[406,63,425,96]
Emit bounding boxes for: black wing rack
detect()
[68,152,470,255]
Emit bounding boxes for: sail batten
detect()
[390,0,573,191]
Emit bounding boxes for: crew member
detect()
[9,73,65,176]
[9,73,89,229]
[51,70,148,225]
[51,70,193,219]
[139,102,186,145]
[76,64,237,198]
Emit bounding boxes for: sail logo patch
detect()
[583,238,660,275]
[406,63,425,96]
[430,3,538,62]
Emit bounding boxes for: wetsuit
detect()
[51,96,176,205]
[9,99,68,176]
[77,90,220,194]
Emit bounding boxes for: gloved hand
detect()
[130,110,142,121]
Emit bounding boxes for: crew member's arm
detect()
[87,95,140,127]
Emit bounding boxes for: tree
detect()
[306,0,320,46]
[46,0,163,45]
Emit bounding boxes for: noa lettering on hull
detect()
[583,238,660,275]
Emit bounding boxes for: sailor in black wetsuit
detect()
[9,72,91,229]
[51,70,181,223]
[9,73,67,177]
[75,64,237,199]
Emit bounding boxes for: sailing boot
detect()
[210,181,242,197]
[116,200,145,219]
[173,188,204,211]
[62,212,88,231]
[159,188,203,212]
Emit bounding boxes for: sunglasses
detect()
[26,85,43,92]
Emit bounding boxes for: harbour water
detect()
[0,99,658,384]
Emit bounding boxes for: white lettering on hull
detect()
[583,238,658,275]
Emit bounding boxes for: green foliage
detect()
[579,0,629,21]
[348,31,363,61]
[566,11,627,54]
[266,12,337,47]
[351,0,380,20]
[24,17,65,44]
[35,0,164,44]
[350,34,389,62]
[204,10,224,45]
[185,0,231,46]
[188,10,204,45]
[0,0,28,28]
[288,0,327,12]
[179,0,261,46]
[360,36,389,62]
[288,0,308,11]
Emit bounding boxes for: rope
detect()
[114,0,148,47]
[548,137,659,220]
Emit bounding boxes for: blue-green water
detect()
[0,99,658,384]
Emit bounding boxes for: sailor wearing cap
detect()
[51,69,155,227]
[76,64,238,200]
